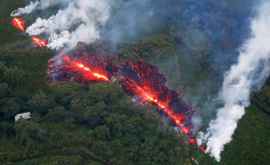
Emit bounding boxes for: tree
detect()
[0,65,28,88]
[28,91,56,115]
[0,97,20,121]
[0,83,9,98]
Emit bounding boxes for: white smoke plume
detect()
[10,0,69,17]
[11,1,39,16]
[201,1,270,161]
[11,0,111,50]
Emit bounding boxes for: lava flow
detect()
[9,11,203,155]
[118,61,194,136]
[48,54,111,83]
[10,17,48,48]
[64,55,110,82]
[48,52,198,146]
[31,36,48,48]
[11,17,26,32]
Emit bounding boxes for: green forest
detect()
[1,1,270,165]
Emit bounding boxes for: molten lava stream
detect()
[125,78,201,150]
[63,56,110,82]
[11,17,26,32]
[124,79,192,136]
[31,36,48,48]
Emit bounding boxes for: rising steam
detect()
[11,0,111,50]
[201,1,270,161]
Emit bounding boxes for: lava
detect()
[118,61,194,136]
[10,10,201,152]
[189,138,197,145]
[48,52,198,146]
[31,36,48,47]
[49,55,111,83]
[11,17,26,32]
[66,56,110,82]
[11,18,48,48]
[122,78,186,126]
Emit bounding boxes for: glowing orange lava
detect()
[124,79,189,135]
[31,36,48,47]
[11,17,26,32]
[63,55,110,82]
[189,138,197,145]
[49,57,200,148]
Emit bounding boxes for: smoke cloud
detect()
[11,1,39,16]
[10,0,69,16]
[11,0,111,50]
[201,1,270,161]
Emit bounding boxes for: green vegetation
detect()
[0,82,192,165]
[0,0,270,165]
